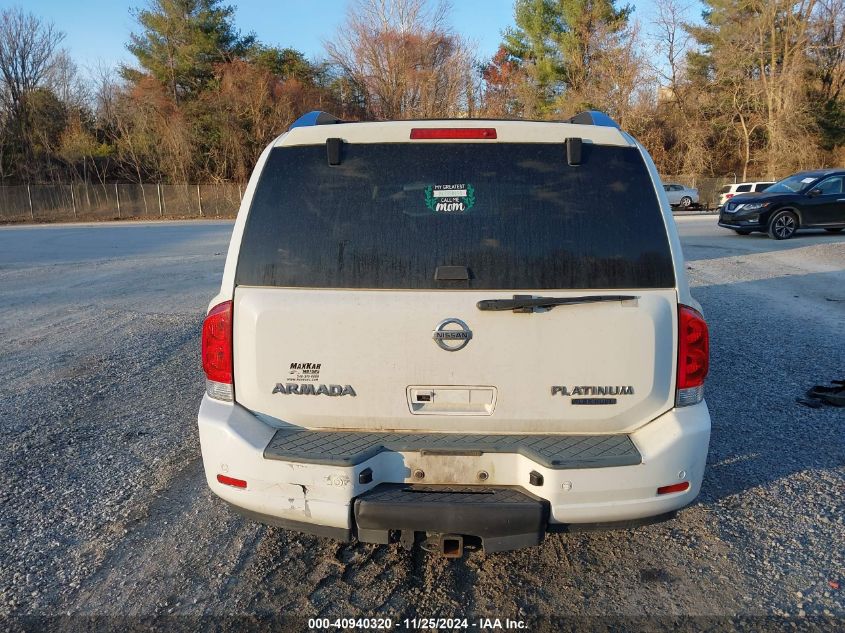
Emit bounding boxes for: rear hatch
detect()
[232,126,678,434]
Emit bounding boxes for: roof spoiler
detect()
[567,110,620,128]
[288,109,619,129]
[289,111,344,129]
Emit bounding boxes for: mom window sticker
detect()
[424,183,475,213]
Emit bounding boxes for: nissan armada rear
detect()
[198,111,711,555]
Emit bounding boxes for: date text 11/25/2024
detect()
[307,617,528,630]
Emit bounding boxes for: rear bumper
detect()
[198,396,711,550]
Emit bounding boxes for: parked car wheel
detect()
[733,229,751,235]
[679,196,693,208]
[824,228,843,233]
[768,210,798,240]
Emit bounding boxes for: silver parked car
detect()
[662,183,699,208]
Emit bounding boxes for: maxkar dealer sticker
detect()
[424,183,475,213]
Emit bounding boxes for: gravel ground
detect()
[0,218,842,630]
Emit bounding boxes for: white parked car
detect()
[199,110,711,555]
[662,183,699,208]
[718,181,774,208]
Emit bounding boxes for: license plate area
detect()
[402,452,506,485]
[407,386,497,416]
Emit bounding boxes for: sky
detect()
[17,0,699,76]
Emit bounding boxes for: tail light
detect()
[725,193,734,199]
[202,300,233,401]
[677,305,709,406]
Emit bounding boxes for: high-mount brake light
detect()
[677,305,709,406]
[202,300,234,401]
[410,128,497,140]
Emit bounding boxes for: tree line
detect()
[0,0,843,186]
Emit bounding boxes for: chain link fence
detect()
[0,176,740,223]
[0,183,244,223]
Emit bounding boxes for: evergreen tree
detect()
[247,46,318,82]
[502,0,631,116]
[502,0,566,115]
[124,0,254,101]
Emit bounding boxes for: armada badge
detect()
[272,383,356,396]
[432,318,472,352]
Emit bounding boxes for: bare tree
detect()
[325,0,475,119]
[811,0,845,106]
[564,19,648,129]
[754,0,820,176]
[45,49,88,110]
[642,0,715,176]
[0,7,64,181]
[650,0,693,104]
[0,8,64,111]
[92,62,120,131]
[730,81,765,180]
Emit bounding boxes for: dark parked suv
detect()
[718,169,845,239]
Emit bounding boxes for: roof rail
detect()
[289,111,344,129]
[568,110,620,128]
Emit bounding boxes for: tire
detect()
[824,228,843,233]
[768,210,798,240]
[733,229,751,235]
[679,196,692,209]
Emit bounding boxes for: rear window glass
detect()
[719,185,731,193]
[236,143,675,289]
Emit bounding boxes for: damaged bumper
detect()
[198,395,711,551]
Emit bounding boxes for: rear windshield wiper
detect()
[477,294,638,313]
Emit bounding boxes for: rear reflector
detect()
[217,474,247,489]
[202,300,234,401]
[410,128,497,140]
[657,481,690,495]
[677,305,709,406]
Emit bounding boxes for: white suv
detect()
[718,181,774,208]
[199,110,711,555]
